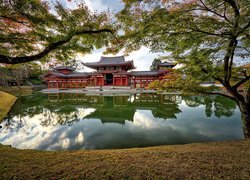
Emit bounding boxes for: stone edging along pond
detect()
[0,91,17,122]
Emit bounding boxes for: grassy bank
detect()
[0,140,249,179]
[0,91,17,122]
[0,86,32,94]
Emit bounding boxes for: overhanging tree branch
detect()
[237,21,250,36]
[198,0,233,25]
[0,28,113,64]
[189,27,232,38]
[233,76,250,89]
[224,0,240,17]
[201,67,224,84]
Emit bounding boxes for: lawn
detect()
[0,91,17,122]
[0,140,249,179]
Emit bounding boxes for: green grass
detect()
[0,86,32,91]
[0,140,249,179]
[26,78,43,85]
[0,91,17,122]
[0,86,33,97]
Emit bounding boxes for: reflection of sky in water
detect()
[0,95,244,150]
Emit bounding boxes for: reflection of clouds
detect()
[0,104,244,150]
[0,114,57,149]
[61,138,70,149]
[130,110,173,129]
[77,108,96,119]
[0,108,96,150]
[75,132,84,144]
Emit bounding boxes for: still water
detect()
[0,93,244,150]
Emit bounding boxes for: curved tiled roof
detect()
[83,56,135,70]
[131,70,166,77]
[44,71,89,78]
[100,56,125,64]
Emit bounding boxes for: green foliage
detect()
[0,66,11,86]
[8,64,32,88]
[150,58,161,70]
[0,62,44,87]
[148,71,219,94]
[115,0,250,105]
[0,0,116,64]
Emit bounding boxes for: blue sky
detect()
[55,0,168,72]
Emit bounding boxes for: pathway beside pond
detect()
[0,140,249,179]
[42,87,181,95]
[0,91,17,122]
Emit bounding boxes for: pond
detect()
[0,93,244,150]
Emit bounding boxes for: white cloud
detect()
[79,46,170,72]
[84,0,108,12]
[125,47,166,71]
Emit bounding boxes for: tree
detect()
[115,0,250,137]
[8,64,31,89]
[150,58,161,70]
[0,0,116,64]
[0,66,11,86]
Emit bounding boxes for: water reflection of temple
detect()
[47,93,182,124]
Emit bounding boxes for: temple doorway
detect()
[105,73,113,85]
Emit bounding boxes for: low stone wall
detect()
[42,88,159,95]
[0,91,17,122]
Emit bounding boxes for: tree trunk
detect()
[16,78,21,90]
[238,101,250,138]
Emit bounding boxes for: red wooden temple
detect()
[43,56,174,89]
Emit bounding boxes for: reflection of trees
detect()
[183,95,237,118]
[86,94,182,121]
[213,96,236,118]
[7,93,83,128]
[5,93,238,130]
[132,94,182,119]
[204,97,213,117]
[183,96,203,107]
[5,93,184,128]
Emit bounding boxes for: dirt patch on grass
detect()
[0,140,249,179]
[0,91,17,122]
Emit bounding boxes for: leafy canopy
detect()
[0,0,116,64]
[114,0,250,102]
